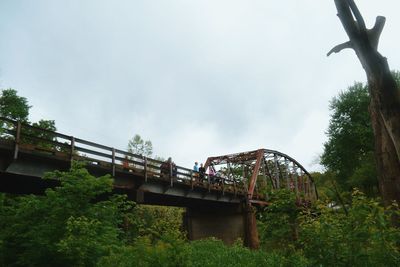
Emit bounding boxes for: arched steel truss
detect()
[204,149,318,202]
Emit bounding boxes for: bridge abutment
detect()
[184,204,259,249]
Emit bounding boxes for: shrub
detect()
[299,190,400,266]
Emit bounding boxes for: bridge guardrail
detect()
[0,117,245,196]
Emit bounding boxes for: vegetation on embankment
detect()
[0,163,399,267]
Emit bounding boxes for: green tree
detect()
[127,134,153,157]
[257,190,300,252]
[321,82,377,195]
[0,89,59,148]
[127,205,184,244]
[0,88,30,122]
[0,163,135,267]
[23,119,57,150]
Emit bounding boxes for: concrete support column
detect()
[184,204,260,249]
[184,206,244,245]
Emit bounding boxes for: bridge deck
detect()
[0,117,317,207]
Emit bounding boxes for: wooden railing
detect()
[0,117,247,196]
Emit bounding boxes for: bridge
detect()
[0,117,317,248]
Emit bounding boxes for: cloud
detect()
[1,0,400,171]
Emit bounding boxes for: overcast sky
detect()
[1,1,399,171]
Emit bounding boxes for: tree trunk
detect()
[368,69,400,205]
[329,0,400,205]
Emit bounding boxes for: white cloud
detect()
[1,0,399,172]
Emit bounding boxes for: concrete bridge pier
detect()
[184,203,260,249]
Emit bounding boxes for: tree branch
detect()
[327,41,353,56]
[347,0,366,31]
[369,16,386,50]
[334,0,359,39]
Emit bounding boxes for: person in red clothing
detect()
[161,157,172,177]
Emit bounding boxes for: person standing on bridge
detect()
[208,164,216,183]
[193,162,199,172]
[199,163,205,181]
[193,162,199,182]
[172,161,177,177]
[161,157,172,177]
[122,155,130,172]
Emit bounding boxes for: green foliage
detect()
[321,72,400,196]
[23,119,57,150]
[1,164,399,266]
[299,190,400,267]
[321,82,377,194]
[57,216,120,267]
[0,163,134,267]
[100,238,309,267]
[310,171,335,200]
[127,134,153,157]
[0,88,30,121]
[257,190,300,251]
[127,205,184,243]
[100,235,191,267]
[0,89,31,138]
[188,239,266,267]
[0,89,59,150]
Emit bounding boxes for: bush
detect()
[99,238,309,267]
[299,190,400,266]
[257,190,300,251]
[0,163,134,267]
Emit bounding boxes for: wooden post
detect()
[70,136,75,164]
[144,156,148,182]
[13,121,21,160]
[170,163,173,187]
[111,148,116,177]
[190,170,194,190]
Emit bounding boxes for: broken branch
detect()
[327,41,352,56]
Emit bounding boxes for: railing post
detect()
[144,156,148,182]
[112,148,116,177]
[13,121,21,160]
[190,170,194,190]
[170,163,173,187]
[70,136,75,164]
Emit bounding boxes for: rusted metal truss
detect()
[204,149,318,202]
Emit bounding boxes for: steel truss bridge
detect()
[0,117,317,207]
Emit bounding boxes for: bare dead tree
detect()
[328,0,400,205]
